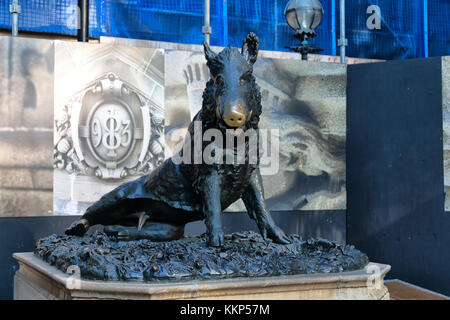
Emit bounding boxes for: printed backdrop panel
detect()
[48,42,347,215]
[53,42,165,215]
[1,38,347,217]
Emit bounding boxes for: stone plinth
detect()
[13,252,390,300]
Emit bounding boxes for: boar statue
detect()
[65,33,291,247]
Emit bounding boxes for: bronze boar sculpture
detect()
[65,33,291,247]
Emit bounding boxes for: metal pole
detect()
[331,0,336,56]
[423,0,429,58]
[202,0,212,44]
[9,0,21,37]
[338,0,347,64]
[222,0,228,46]
[77,0,89,42]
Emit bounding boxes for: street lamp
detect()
[284,0,324,60]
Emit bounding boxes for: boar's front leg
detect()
[199,169,224,247]
[242,170,291,244]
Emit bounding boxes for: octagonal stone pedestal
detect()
[13,252,390,300]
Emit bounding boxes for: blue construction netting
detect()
[428,0,450,58]
[0,0,448,60]
[0,0,101,37]
[225,0,334,56]
[339,0,426,60]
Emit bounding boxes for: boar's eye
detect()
[215,75,224,86]
[239,73,251,85]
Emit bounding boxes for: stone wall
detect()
[0,36,54,217]
[99,36,382,65]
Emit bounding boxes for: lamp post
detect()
[284,0,324,60]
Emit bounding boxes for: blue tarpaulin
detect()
[0,0,448,60]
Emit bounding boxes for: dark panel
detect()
[347,57,450,296]
[186,210,346,245]
[0,210,345,300]
[0,216,77,300]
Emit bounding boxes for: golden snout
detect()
[223,103,246,128]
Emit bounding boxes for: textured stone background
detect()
[0,36,54,217]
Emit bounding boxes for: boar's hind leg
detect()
[104,222,185,241]
[65,191,139,237]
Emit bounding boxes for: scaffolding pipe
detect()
[202,0,212,45]
[9,0,21,37]
[338,0,347,64]
[423,0,429,58]
[77,0,89,42]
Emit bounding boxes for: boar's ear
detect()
[203,41,217,65]
[242,32,259,65]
